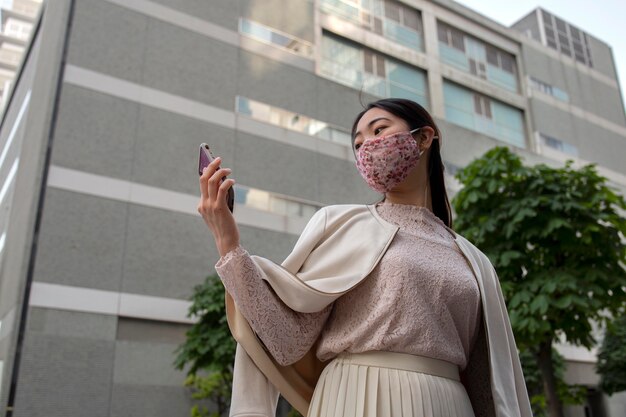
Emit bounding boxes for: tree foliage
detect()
[453,146,626,348]
[174,274,303,417]
[174,274,236,417]
[452,146,626,415]
[519,347,586,417]
[597,314,626,395]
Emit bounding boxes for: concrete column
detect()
[422,9,445,119]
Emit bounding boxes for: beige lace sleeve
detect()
[215,245,332,366]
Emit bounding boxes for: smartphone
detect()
[198,143,234,213]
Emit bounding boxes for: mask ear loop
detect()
[410,128,425,158]
[410,127,430,208]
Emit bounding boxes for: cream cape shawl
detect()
[224,204,532,417]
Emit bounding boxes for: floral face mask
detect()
[355,128,423,193]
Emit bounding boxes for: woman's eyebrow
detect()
[354,117,391,139]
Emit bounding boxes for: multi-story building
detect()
[0,1,624,416]
[0,0,41,108]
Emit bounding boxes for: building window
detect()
[236,96,352,146]
[0,232,6,256]
[0,157,19,208]
[381,0,422,50]
[239,19,314,58]
[320,0,424,51]
[364,50,386,77]
[4,18,33,40]
[539,133,578,156]
[234,185,321,218]
[528,77,569,102]
[541,10,593,67]
[437,24,464,51]
[486,46,515,74]
[443,81,525,148]
[320,33,428,106]
[473,95,492,118]
[437,21,518,93]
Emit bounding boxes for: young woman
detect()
[197,98,531,417]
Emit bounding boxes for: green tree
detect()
[452,146,626,417]
[519,347,586,417]
[174,275,303,417]
[174,274,236,417]
[597,314,626,395]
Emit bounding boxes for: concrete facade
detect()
[0,0,624,416]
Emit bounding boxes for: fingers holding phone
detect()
[197,144,240,257]
[198,143,235,212]
[207,165,234,206]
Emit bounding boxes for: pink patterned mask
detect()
[355,128,423,193]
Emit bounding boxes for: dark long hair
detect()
[351,98,453,229]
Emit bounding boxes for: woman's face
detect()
[353,107,412,152]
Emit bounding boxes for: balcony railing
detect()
[444,100,525,148]
[233,185,321,218]
[0,49,22,66]
[319,60,427,106]
[320,0,423,51]
[11,0,42,18]
[236,96,352,146]
[439,42,518,93]
[239,18,314,58]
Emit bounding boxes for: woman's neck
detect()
[383,184,432,210]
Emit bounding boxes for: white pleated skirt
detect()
[308,351,475,417]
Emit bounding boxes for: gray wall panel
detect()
[33,189,127,291]
[50,85,139,180]
[561,68,626,127]
[66,0,148,84]
[511,12,541,41]
[522,46,625,126]
[110,384,206,417]
[132,106,235,195]
[522,46,565,89]
[529,98,578,144]
[121,204,214,299]
[113,341,185,387]
[232,130,320,202]
[587,35,619,80]
[26,308,117,341]
[12,333,115,417]
[149,0,240,31]
[238,224,299,261]
[530,99,626,174]
[314,76,379,131]
[117,318,189,344]
[237,51,318,118]
[437,119,510,167]
[67,0,240,112]
[142,19,239,111]
[317,153,379,205]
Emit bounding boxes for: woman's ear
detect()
[416,126,436,151]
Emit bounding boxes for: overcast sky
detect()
[453,0,626,106]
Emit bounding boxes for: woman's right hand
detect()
[197,156,240,257]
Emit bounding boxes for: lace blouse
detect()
[215,201,482,368]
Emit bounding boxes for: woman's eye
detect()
[354,143,361,150]
[374,127,385,135]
